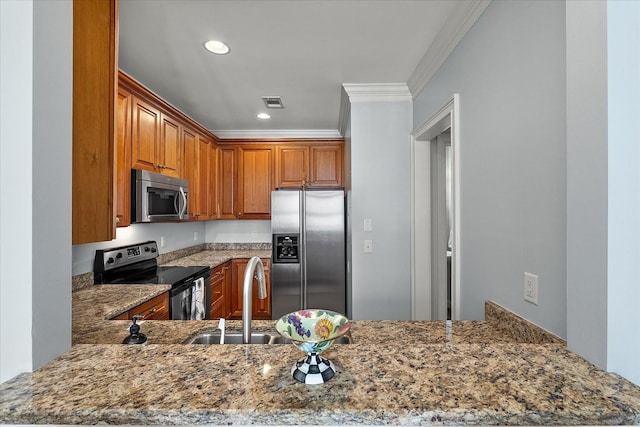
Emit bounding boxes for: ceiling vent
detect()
[261,96,284,109]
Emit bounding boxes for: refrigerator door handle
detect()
[300,189,307,309]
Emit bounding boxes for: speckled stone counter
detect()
[3,249,639,425]
[161,249,272,269]
[71,284,519,346]
[2,342,639,425]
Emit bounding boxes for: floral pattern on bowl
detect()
[275,309,351,354]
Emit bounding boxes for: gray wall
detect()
[73,220,272,276]
[73,221,207,275]
[413,0,568,336]
[566,0,640,385]
[606,0,640,386]
[32,0,73,369]
[566,0,608,370]
[349,99,413,319]
[0,0,73,382]
[1,0,34,383]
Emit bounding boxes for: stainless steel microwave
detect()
[132,169,189,222]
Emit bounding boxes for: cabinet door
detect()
[128,292,170,320]
[218,147,236,219]
[210,265,226,319]
[253,259,271,319]
[182,127,199,220]
[197,137,212,220]
[237,147,273,218]
[159,113,182,177]
[208,143,219,218]
[72,0,117,244]
[275,145,308,188]
[230,259,271,320]
[131,97,160,172]
[222,262,232,318]
[115,86,132,227]
[309,145,343,187]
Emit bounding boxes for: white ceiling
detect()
[118,0,485,137]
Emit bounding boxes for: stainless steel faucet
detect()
[242,256,267,344]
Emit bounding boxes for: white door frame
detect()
[410,94,461,320]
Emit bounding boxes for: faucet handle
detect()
[218,318,226,344]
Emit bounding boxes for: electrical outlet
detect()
[160,236,166,248]
[524,272,538,305]
[364,240,373,253]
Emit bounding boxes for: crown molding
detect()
[338,83,412,137]
[407,0,491,98]
[212,129,343,140]
[341,83,412,103]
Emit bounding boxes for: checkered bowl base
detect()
[291,353,336,384]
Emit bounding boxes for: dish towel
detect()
[191,277,205,320]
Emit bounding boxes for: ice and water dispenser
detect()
[273,234,299,263]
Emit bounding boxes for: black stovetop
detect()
[101,265,210,285]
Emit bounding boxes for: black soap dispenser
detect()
[123,316,147,345]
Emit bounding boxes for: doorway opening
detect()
[411,94,460,320]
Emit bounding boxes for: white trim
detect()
[342,83,412,103]
[407,0,491,98]
[212,129,343,140]
[410,94,461,320]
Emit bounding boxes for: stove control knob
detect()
[107,257,115,264]
[116,252,123,259]
[144,246,150,252]
[150,247,157,253]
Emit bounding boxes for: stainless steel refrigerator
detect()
[271,189,346,319]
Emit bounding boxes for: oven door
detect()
[168,271,211,320]
[170,282,193,320]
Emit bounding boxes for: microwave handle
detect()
[178,186,187,219]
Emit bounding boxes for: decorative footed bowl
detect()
[275,309,351,385]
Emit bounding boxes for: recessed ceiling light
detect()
[204,40,230,55]
[257,113,271,120]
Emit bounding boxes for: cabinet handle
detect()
[115,216,120,224]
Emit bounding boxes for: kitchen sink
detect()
[183,332,352,345]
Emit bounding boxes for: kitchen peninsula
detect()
[1,249,639,425]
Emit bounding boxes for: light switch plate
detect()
[364,218,373,232]
[364,240,373,253]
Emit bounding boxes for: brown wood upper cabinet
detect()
[115,85,132,227]
[131,97,182,178]
[275,143,343,188]
[72,0,118,244]
[236,146,273,219]
[183,129,218,220]
[218,147,236,219]
[197,137,218,220]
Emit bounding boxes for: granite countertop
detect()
[2,341,639,425]
[161,249,272,269]
[2,249,640,425]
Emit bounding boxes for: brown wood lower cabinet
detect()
[209,262,232,319]
[111,292,170,320]
[229,258,271,320]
